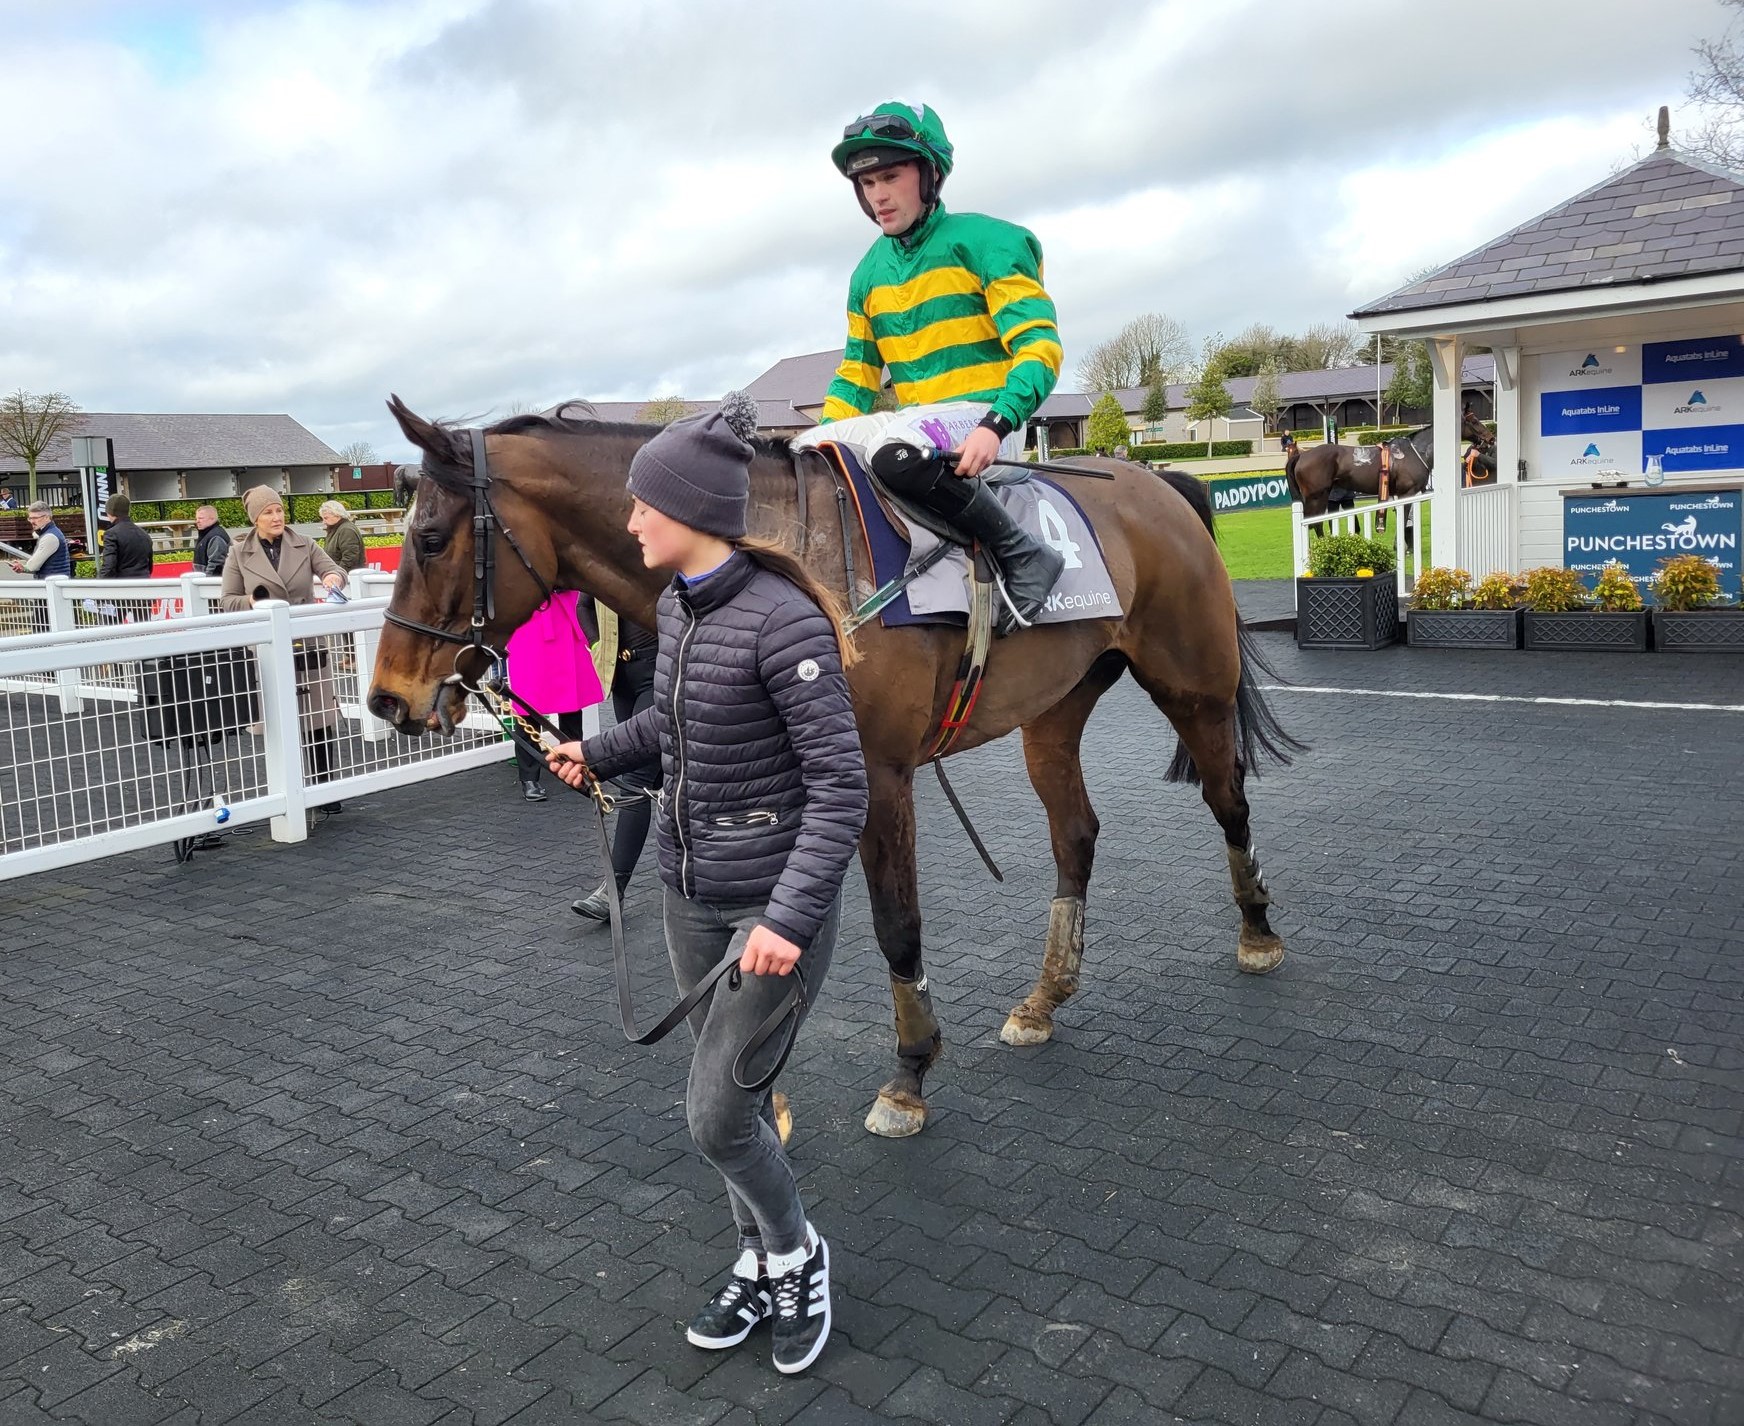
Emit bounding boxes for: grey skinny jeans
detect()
[662,887,839,1258]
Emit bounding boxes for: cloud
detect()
[0,0,1725,458]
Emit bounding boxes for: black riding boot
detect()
[943,478,1065,633]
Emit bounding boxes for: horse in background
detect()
[1285,407,1492,541]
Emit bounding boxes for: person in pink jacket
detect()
[505,591,604,801]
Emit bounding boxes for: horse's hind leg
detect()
[1130,666,1285,975]
[1001,654,1124,1046]
[860,764,944,1138]
[1173,707,1284,973]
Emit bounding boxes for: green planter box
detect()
[1296,575,1400,649]
[1653,608,1744,652]
[1407,608,1521,649]
[1522,610,1650,652]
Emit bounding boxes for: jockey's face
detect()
[857,161,926,235]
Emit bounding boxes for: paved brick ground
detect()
[1,632,1741,1425]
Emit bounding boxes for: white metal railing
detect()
[0,590,514,880]
[1456,483,1516,580]
[1290,492,1431,608]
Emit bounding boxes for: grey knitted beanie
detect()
[626,392,759,539]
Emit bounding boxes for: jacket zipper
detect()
[670,601,700,897]
[712,810,778,827]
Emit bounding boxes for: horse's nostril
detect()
[367,690,406,724]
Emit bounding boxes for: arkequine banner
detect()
[1562,488,1743,596]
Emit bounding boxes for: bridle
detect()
[380,424,805,1091]
[382,426,555,691]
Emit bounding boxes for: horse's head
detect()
[1461,406,1494,450]
[365,396,568,737]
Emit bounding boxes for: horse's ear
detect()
[387,394,463,466]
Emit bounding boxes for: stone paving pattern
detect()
[1,632,1740,1424]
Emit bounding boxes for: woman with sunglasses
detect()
[547,394,866,1376]
[820,101,1067,633]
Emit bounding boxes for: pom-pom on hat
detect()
[626,391,760,539]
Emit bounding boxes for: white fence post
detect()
[256,599,310,843]
[43,576,83,714]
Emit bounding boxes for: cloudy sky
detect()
[0,0,1730,460]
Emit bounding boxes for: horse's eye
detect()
[418,530,447,557]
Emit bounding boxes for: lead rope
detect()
[472,674,805,1092]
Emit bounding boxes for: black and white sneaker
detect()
[685,1248,771,1349]
[768,1226,830,1374]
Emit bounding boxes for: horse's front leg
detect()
[859,764,942,1138]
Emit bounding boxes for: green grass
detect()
[1213,502,1433,581]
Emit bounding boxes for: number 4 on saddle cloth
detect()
[791,405,1123,629]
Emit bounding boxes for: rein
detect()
[389,427,805,1093]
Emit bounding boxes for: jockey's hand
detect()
[953,425,1002,478]
[546,740,589,788]
[741,923,802,977]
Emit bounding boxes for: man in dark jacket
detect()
[96,495,153,579]
[191,505,231,575]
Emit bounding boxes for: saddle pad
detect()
[825,442,1123,629]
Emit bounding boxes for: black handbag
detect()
[132,648,260,746]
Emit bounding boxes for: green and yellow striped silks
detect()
[820,205,1062,430]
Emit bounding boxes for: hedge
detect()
[1045,440,1253,460]
[119,490,399,524]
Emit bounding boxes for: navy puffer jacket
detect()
[584,551,868,949]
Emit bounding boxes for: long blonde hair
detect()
[733,536,861,669]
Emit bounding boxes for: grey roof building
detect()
[0,413,340,477]
[1353,145,1744,319]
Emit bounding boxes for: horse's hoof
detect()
[1238,932,1285,974]
[773,1091,793,1147]
[1000,1009,1054,1046]
[864,1089,927,1138]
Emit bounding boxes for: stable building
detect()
[0,413,344,505]
[1352,114,1744,596]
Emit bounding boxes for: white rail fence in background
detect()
[1290,492,1431,610]
[0,570,555,881]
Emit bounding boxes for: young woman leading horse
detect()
[367,391,1302,1140]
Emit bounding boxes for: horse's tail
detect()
[1283,443,1302,502]
[1165,622,1309,783]
[1154,465,1214,539]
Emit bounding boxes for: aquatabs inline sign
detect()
[1207,473,1293,513]
[1562,488,1743,596]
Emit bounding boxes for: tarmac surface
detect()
[1,628,1740,1425]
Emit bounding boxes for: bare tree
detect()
[1297,321,1364,370]
[338,440,377,468]
[1688,0,1744,169]
[1075,313,1192,393]
[0,390,82,504]
[637,396,693,426]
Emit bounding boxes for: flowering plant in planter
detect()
[1470,572,1522,609]
[1521,566,1589,613]
[1591,561,1643,612]
[1307,534,1396,578]
[1651,554,1724,610]
[1651,553,1744,651]
[1410,567,1472,610]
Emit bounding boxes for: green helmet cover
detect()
[832,101,954,181]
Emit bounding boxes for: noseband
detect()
[382,427,555,689]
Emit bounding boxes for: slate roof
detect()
[740,349,847,407]
[0,413,341,476]
[1353,148,1744,318]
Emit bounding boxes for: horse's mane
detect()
[414,404,793,495]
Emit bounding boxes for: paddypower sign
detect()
[1563,488,1743,596]
[1206,472,1293,513]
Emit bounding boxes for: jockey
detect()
[821,102,1066,632]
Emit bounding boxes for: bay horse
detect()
[366,399,1303,1138]
[1285,407,1492,529]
